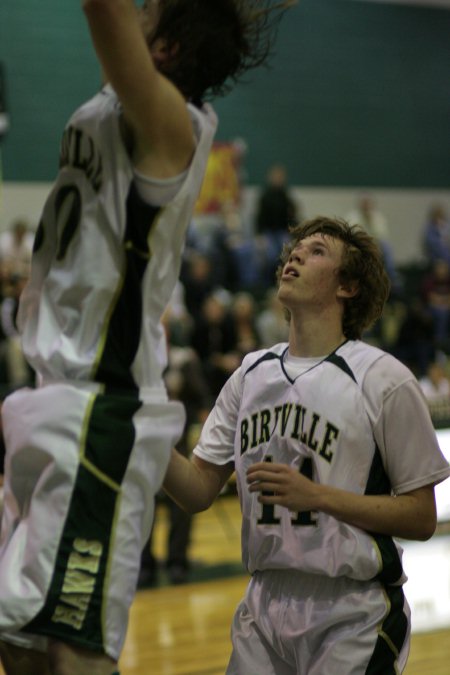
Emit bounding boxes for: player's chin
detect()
[277,283,294,304]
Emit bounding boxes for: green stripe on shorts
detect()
[23,392,142,652]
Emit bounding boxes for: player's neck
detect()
[288,316,347,358]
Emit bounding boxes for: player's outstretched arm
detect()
[247,462,438,541]
[164,448,234,514]
[82,0,194,178]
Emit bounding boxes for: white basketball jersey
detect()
[194,340,450,584]
[18,86,217,393]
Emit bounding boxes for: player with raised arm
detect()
[164,216,450,674]
[0,2,295,674]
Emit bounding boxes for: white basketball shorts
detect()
[227,568,410,674]
[0,383,184,661]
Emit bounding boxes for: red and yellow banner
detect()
[195,142,242,215]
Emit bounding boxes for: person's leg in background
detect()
[166,497,192,584]
[138,494,192,587]
[0,641,51,675]
[138,498,159,588]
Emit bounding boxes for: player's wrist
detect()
[313,483,339,515]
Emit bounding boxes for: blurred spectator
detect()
[422,204,450,268]
[139,311,212,587]
[205,203,241,291]
[181,251,216,324]
[0,401,4,519]
[186,210,239,292]
[190,290,240,397]
[225,206,267,294]
[256,288,290,347]
[419,360,450,403]
[347,193,389,241]
[392,297,435,377]
[255,163,298,288]
[374,298,406,353]
[346,193,401,296]
[422,258,450,351]
[163,281,194,347]
[230,292,262,358]
[0,218,34,282]
[0,273,33,388]
[0,221,34,390]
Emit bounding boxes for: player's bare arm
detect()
[82,0,195,178]
[164,449,234,514]
[247,461,437,541]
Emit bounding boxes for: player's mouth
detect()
[281,265,299,280]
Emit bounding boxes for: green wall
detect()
[0,0,449,187]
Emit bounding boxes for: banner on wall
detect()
[194,141,245,216]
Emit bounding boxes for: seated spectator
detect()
[419,360,450,403]
[256,287,290,347]
[139,310,212,587]
[227,234,268,295]
[221,203,265,293]
[191,290,240,397]
[181,251,216,324]
[0,401,4,519]
[204,203,241,291]
[422,204,450,268]
[0,218,34,282]
[0,273,34,388]
[163,281,194,347]
[392,297,435,377]
[230,291,262,358]
[347,193,389,241]
[422,258,450,351]
[346,193,402,296]
[185,203,241,293]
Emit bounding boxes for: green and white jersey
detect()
[18,85,217,395]
[194,340,450,584]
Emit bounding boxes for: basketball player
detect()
[0,2,295,674]
[164,216,450,674]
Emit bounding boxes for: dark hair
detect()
[276,216,391,340]
[147,0,294,104]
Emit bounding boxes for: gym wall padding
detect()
[0,0,449,187]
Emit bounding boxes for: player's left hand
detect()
[247,461,320,513]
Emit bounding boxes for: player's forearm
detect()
[247,462,437,541]
[316,484,437,541]
[163,449,226,514]
[82,0,158,108]
[163,449,208,513]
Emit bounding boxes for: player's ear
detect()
[337,280,359,299]
[151,38,179,68]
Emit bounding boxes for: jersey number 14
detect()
[257,456,318,526]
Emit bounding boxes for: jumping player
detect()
[164,216,450,674]
[0,1,295,674]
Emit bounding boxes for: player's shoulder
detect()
[187,102,218,138]
[69,85,117,122]
[340,340,416,396]
[241,343,288,376]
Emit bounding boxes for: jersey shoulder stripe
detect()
[324,352,356,383]
[243,347,285,377]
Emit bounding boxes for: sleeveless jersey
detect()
[194,340,450,584]
[17,85,217,394]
